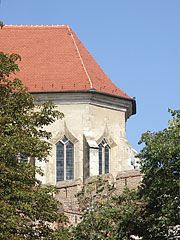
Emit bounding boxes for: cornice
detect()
[32,90,136,121]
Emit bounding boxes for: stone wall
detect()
[55,170,142,225]
[116,169,142,193]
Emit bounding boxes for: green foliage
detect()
[0,52,69,239]
[2,52,179,239]
[71,110,180,240]
[137,109,180,239]
[71,177,141,240]
[0,53,64,162]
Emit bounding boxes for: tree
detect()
[71,176,141,240]
[137,109,180,239]
[0,52,69,239]
[71,110,180,240]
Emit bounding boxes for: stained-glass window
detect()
[105,145,110,174]
[99,144,102,175]
[56,141,64,181]
[62,135,68,143]
[56,136,74,182]
[98,140,110,175]
[66,141,74,180]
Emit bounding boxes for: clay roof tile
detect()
[0,25,132,99]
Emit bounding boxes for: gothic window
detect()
[98,139,110,175]
[56,136,74,182]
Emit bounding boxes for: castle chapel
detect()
[0,25,138,185]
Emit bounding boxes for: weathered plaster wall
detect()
[37,103,138,185]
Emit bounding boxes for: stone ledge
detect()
[84,173,114,184]
[116,170,142,180]
[56,178,82,189]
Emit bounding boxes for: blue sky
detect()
[1,0,179,152]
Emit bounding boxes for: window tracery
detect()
[56,136,74,181]
[98,139,110,175]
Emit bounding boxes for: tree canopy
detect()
[71,109,180,240]
[70,177,141,240]
[0,52,69,239]
[136,109,180,239]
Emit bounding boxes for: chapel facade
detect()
[0,25,138,185]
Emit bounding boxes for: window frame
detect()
[98,139,110,175]
[56,136,74,182]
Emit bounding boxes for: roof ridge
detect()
[3,24,67,28]
[67,26,93,89]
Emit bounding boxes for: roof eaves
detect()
[30,89,136,115]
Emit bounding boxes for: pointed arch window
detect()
[98,139,110,175]
[56,136,74,182]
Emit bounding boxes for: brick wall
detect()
[55,170,142,225]
[116,169,142,194]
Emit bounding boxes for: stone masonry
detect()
[55,169,142,225]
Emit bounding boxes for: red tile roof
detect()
[0,25,131,99]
